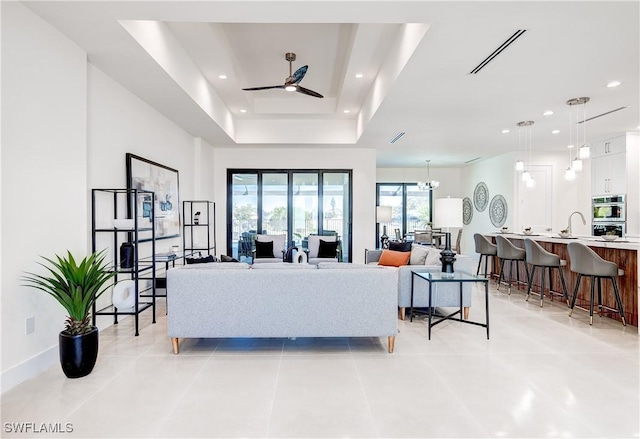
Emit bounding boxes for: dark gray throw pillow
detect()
[317,239,339,258]
[255,240,275,258]
[389,241,412,252]
[220,254,239,263]
[185,255,215,264]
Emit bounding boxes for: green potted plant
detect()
[22,251,115,378]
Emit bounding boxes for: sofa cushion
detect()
[378,250,410,267]
[389,241,412,252]
[250,263,317,269]
[317,239,339,258]
[220,254,239,263]
[255,240,275,258]
[424,247,441,266]
[317,262,384,269]
[179,262,251,270]
[409,245,429,265]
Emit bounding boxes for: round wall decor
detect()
[473,182,489,212]
[462,197,473,225]
[489,194,508,227]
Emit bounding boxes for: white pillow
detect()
[409,245,429,265]
[424,247,442,266]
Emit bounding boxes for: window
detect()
[376,183,433,244]
[228,170,352,262]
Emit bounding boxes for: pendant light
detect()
[418,160,439,190]
[517,121,535,188]
[565,97,590,181]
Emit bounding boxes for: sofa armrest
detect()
[365,249,383,264]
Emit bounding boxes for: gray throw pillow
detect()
[409,245,429,265]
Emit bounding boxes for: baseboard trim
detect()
[1,345,58,394]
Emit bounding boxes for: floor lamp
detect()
[434,197,463,277]
[376,206,392,249]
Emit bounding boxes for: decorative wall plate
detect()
[473,182,489,212]
[489,194,508,227]
[462,197,473,225]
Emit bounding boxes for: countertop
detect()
[486,232,640,251]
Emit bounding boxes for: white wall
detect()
[212,147,377,263]
[1,4,207,392]
[1,2,88,392]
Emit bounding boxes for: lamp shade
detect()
[376,206,392,223]
[434,198,463,228]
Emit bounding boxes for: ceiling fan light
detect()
[285,85,297,92]
[579,144,590,159]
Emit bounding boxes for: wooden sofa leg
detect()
[388,336,395,353]
[172,337,180,354]
[463,307,469,320]
[399,307,406,320]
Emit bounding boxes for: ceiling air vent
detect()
[389,132,405,144]
[578,106,629,124]
[469,30,527,74]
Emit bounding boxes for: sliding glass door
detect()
[376,183,432,244]
[228,170,352,262]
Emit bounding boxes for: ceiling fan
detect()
[242,52,324,98]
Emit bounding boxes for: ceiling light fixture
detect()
[543,110,554,116]
[218,74,228,79]
[516,121,535,188]
[343,109,350,114]
[552,130,560,134]
[355,73,364,79]
[240,109,247,113]
[502,129,510,134]
[418,160,439,190]
[285,85,297,92]
[606,81,621,88]
[565,97,590,180]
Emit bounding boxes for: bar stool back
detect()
[524,239,569,307]
[495,235,529,294]
[567,242,626,326]
[473,233,497,278]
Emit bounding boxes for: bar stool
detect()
[495,235,529,294]
[524,239,569,307]
[567,242,626,326]
[473,233,497,278]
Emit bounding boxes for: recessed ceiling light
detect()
[343,110,350,114]
[607,80,621,88]
[552,130,560,134]
[543,110,554,116]
[501,129,510,134]
[218,74,228,80]
[239,109,247,113]
[355,73,364,79]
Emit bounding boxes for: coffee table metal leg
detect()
[428,281,433,340]
[410,272,415,322]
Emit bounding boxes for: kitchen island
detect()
[487,233,639,328]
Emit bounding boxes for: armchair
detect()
[253,234,286,263]
[307,235,340,265]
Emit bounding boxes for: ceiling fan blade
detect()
[296,85,324,98]
[290,65,308,85]
[242,85,285,91]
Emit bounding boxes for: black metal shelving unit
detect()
[182,200,216,259]
[91,188,157,336]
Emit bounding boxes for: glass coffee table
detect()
[410,271,490,340]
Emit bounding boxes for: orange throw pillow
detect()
[378,249,411,267]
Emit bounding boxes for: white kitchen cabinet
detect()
[591,147,626,195]
[591,135,626,158]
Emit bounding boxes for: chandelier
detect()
[516,121,535,188]
[565,97,590,181]
[417,160,439,190]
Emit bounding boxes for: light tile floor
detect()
[2,281,639,438]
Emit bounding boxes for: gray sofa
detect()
[166,263,398,354]
[365,245,474,320]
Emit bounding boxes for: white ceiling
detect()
[23,1,640,168]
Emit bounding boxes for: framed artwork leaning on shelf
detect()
[126,153,180,240]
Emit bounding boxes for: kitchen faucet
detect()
[567,211,586,236]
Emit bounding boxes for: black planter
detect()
[59,327,99,378]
